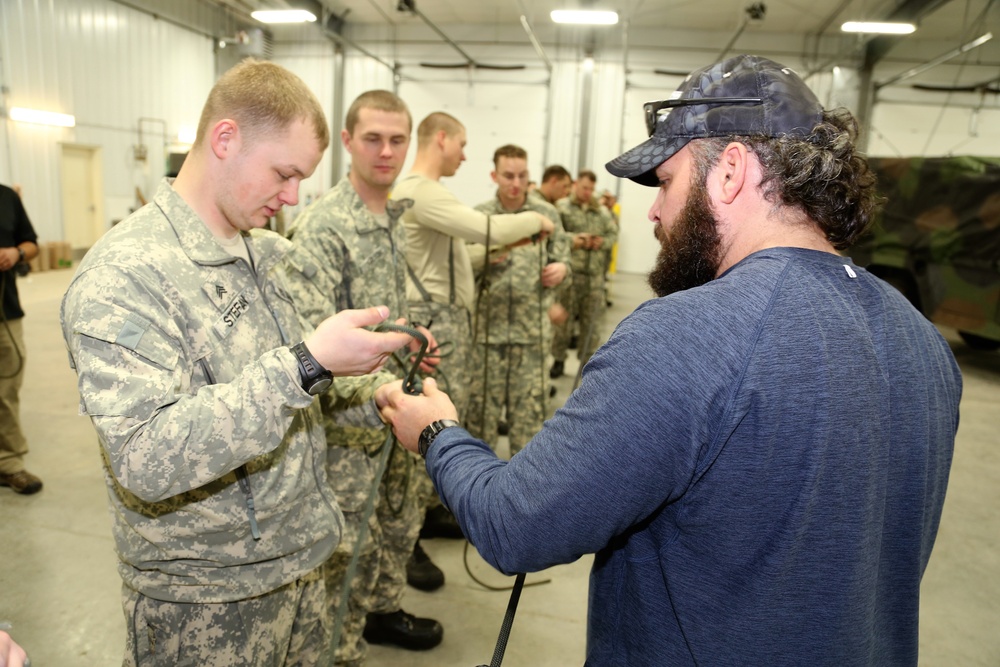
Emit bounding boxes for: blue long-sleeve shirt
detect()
[427,247,961,666]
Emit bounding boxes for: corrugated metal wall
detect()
[0,0,215,244]
[2,0,997,275]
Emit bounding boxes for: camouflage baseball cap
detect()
[606,54,824,186]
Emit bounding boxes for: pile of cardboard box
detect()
[28,241,73,272]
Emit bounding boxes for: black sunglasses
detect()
[643,97,763,136]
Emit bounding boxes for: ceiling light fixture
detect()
[251,9,317,24]
[9,107,76,127]
[551,9,619,26]
[841,21,916,35]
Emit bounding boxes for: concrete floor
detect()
[0,267,997,666]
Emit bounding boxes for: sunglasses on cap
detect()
[643,97,763,137]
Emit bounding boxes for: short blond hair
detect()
[417,112,464,148]
[194,58,329,151]
[345,90,411,135]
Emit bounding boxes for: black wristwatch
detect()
[16,247,24,263]
[418,419,461,458]
[289,341,333,395]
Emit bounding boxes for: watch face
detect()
[307,376,333,395]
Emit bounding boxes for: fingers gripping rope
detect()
[376,322,428,395]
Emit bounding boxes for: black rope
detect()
[461,540,550,591]
[325,322,428,666]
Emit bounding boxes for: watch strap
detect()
[289,341,332,394]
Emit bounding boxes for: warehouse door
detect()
[60,144,105,252]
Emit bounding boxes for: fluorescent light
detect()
[841,21,916,35]
[551,9,619,25]
[9,107,76,128]
[251,9,317,24]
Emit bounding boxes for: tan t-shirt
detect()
[392,174,543,310]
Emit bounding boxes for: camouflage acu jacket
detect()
[557,196,618,277]
[282,177,412,510]
[470,195,572,344]
[60,179,342,604]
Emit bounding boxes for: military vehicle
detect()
[848,156,1000,351]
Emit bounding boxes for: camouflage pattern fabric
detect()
[122,570,329,666]
[552,196,618,366]
[466,196,571,454]
[281,177,425,658]
[60,179,342,606]
[408,300,472,421]
[848,156,1000,345]
[466,343,547,456]
[606,54,824,187]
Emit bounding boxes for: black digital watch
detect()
[289,341,333,395]
[418,419,461,458]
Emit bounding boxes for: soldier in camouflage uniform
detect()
[394,113,556,421]
[550,170,619,377]
[281,91,444,665]
[392,113,555,530]
[467,145,571,455]
[59,60,411,667]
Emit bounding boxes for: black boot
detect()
[407,541,445,592]
[420,505,465,539]
[363,609,443,650]
[549,360,565,379]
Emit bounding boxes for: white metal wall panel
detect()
[272,41,339,221]
[614,84,661,277]
[397,78,549,208]
[545,60,582,175]
[3,4,998,250]
[589,57,627,187]
[1,0,214,243]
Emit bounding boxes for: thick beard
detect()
[647,179,723,298]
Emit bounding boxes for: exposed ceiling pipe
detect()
[877,32,993,88]
[398,0,525,70]
[398,0,476,67]
[322,11,401,76]
[715,3,766,64]
[514,0,554,165]
[804,0,958,80]
[518,13,553,72]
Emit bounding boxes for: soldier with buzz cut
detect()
[467,144,571,455]
[60,59,411,666]
[281,90,445,665]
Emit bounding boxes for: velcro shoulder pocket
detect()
[72,301,180,370]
